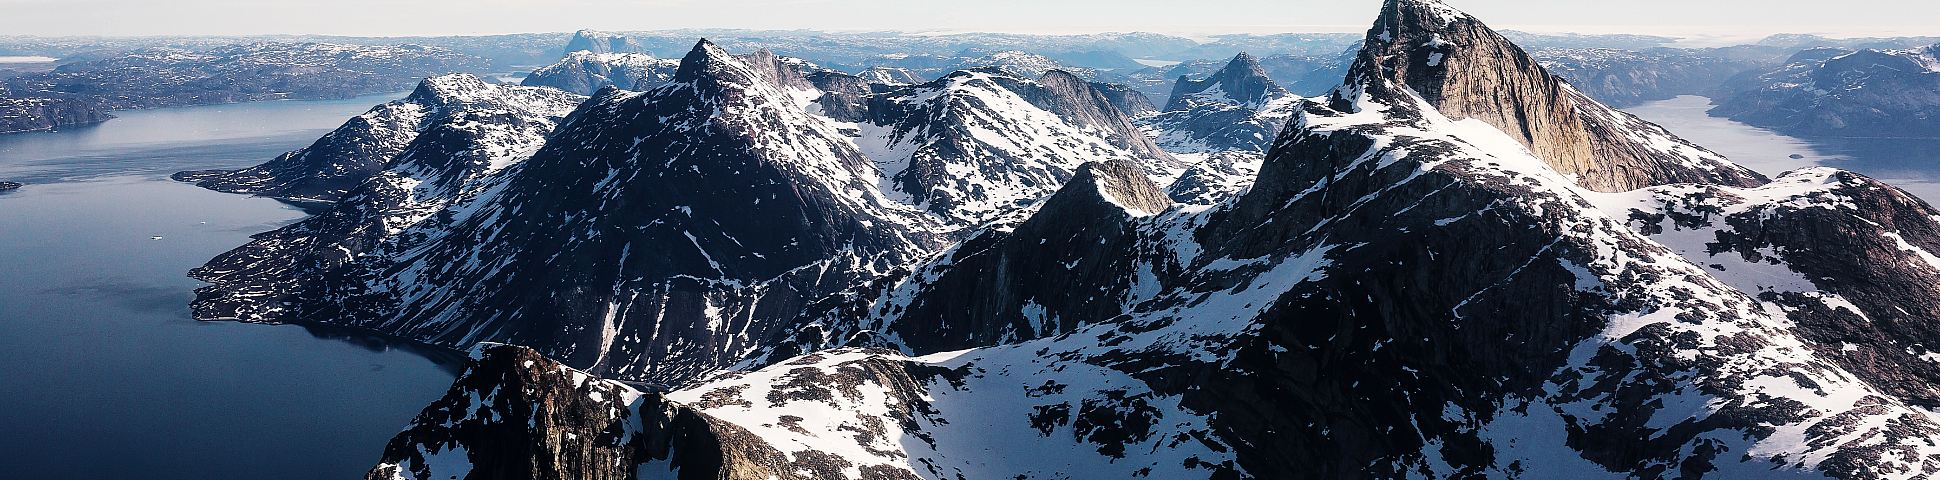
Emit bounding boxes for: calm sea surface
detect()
[0,93,460,480]
[1625,95,1940,202]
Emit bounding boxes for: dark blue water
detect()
[1626,95,1940,203]
[0,94,460,480]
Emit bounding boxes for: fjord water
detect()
[1625,95,1940,202]
[0,94,459,479]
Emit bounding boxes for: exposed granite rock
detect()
[1354,0,1767,192]
[0,181,21,191]
[1139,54,1301,204]
[1089,81,1157,117]
[1148,53,1302,143]
[187,38,1194,393]
[855,67,923,85]
[1122,52,1350,103]
[856,67,1175,225]
[993,70,1175,164]
[363,3,1940,479]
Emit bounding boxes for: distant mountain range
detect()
[1710,44,1940,139]
[0,42,488,134]
[8,24,1935,137]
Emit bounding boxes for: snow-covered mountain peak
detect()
[850,68,1175,226]
[672,39,753,88]
[343,6,1940,479]
[1140,53,1300,203]
[404,74,500,108]
[522,51,680,95]
[407,74,584,118]
[1163,52,1289,112]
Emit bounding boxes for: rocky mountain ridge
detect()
[178,2,1940,478]
[174,74,582,202]
[1138,53,1304,204]
[182,39,1180,386]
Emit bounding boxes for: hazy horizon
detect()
[1,0,1935,46]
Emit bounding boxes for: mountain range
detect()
[1710,44,1940,139]
[0,42,489,134]
[171,1,1940,478]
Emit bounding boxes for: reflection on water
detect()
[0,94,459,480]
[1625,95,1940,203]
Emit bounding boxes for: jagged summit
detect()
[1341,0,1766,192]
[404,74,492,106]
[670,40,822,99]
[672,38,736,83]
[352,5,1940,479]
[173,74,582,203]
[1063,159,1172,217]
[1164,52,1288,112]
[1141,53,1298,204]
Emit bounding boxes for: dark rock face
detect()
[793,160,1175,355]
[183,75,585,328]
[0,181,20,191]
[1710,44,1940,139]
[342,41,946,383]
[522,51,679,95]
[188,38,1189,394]
[0,94,112,134]
[368,344,809,480]
[564,30,647,55]
[410,29,1940,475]
[174,74,582,202]
[252,6,1940,477]
[191,41,952,385]
[1353,0,1766,192]
[992,70,1174,163]
[1088,82,1157,117]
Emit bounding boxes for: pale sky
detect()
[2,0,1935,41]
